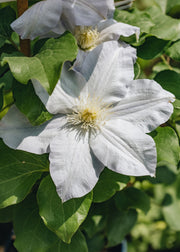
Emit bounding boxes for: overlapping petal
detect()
[44,64,86,114]
[11,0,63,40]
[80,41,136,104]
[90,119,157,177]
[110,79,175,133]
[74,41,136,83]
[0,106,63,154]
[49,128,104,202]
[97,19,140,43]
[62,0,114,28]
[11,0,115,40]
[32,63,86,114]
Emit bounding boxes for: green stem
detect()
[160,55,173,70]
[8,38,20,52]
[0,101,14,113]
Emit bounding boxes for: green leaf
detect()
[175,121,180,139]
[171,99,180,122]
[147,161,177,185]
[166,0,180,15]
[154,70,180,99]
[0,71,14,110]
[13,80,53,125]
[0,91,13,119]
[137,37,169,59]
[0,37,5,48]
[114,187,150,214]
[93,168,129,203]
[0,6,16,42]
[162,174,180,231]
[134,62,141,79]
[0,88,3,110]
[0,70,13,91]
[168,5,180,18]
[32,38,49,55]
[82,202,108,238]
[86,233,105,252]
[2,32,78,94]
[155,0,180,14]
[146,6,180,41]
[48,231,88,252]
[0,44,20,59]
[37,175,92,243]
[115,7,180,42]
[107,208,137,247]
[0,140,49,208]
[0,2,17,12]
[0,205,14,222]
[166,40,180,61]
[153,62,180,75]
[152,127,179,166]
[114,9,154,35]
[0,62,9,77]
[13,194,58,252]
[154,0,168,13]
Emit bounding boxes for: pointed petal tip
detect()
[150,172,156,178]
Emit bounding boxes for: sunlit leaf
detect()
[0,140,49,208]
[13,80,53,125]
[2,32,78,94]
[37,175,92,243]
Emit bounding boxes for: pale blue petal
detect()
[80,41,136,104]
[98,19,140,42]
[0,106,64,154]
[110,79,175,133]
[74,41,136,84]
[44,63,86,114]
[11,0,63,39]
[90,119,157,177]
[62,0,114,29]
[32,63,86,114]
[49,128,104,202]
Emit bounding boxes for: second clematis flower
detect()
[0,42,174,202]
[73,19,139,51]
[11,0,115,40]
[11,0,139,53]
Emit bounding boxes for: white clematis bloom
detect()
[73,19,139,51]
[0,42,174,202]
[11,0,115,40]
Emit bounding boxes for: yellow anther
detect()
[75,26,100,50]
[67,95,111,131]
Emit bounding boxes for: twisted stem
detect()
[17,0,31,56]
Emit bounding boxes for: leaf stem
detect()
[17,0,31,56]
[8,38,20,52]
[0,101,14,113]
[160,55,173,70]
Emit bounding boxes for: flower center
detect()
[67,96,111,131]
[81,109,97,123]
[74,26,100,50]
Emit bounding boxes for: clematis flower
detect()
[73,19,139,51]
[11,0,115,40]
[0,42,174,202]
[11,0,139,52]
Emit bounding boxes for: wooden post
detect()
[17,0,31,56]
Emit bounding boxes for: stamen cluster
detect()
[67,95,111,130]
[75,26,100,50]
